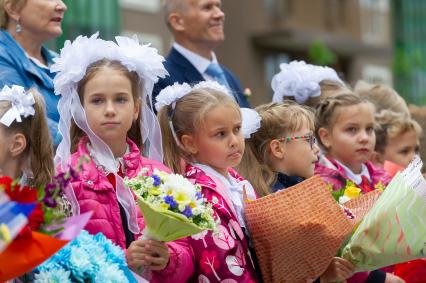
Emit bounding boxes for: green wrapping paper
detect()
[341,157,426,271]
[136,195,207,242]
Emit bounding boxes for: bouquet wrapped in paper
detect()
[244,176,357,283]
[0,169,92,281]
[125,168,217,242]
[341,156,426,271]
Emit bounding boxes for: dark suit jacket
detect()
[153,47,250,108]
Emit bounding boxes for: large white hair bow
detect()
[271,61,343,104]
[0,85,35,127]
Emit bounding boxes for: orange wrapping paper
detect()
[0,232,68,281]
[244,176,354,283]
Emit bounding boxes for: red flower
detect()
[28,203,44,231]
[1,176,37,203]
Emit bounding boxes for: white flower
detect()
[339,195,350,204]
[193,80,230,96]
[0,85,35,126]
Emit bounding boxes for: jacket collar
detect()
[168,47,205,83]
[76,136,143,191]
[272,173,305,192]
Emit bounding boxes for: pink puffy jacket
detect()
[68,137,194,282]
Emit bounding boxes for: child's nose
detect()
[105,101,116,115]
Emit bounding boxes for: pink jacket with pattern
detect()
[314,155,391,192]
[181,164,259,283]
[314,155,392,283]
[68,137,193,283]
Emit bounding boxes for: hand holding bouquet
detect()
[125,168,217,242]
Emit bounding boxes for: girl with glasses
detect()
[237,101,356,283]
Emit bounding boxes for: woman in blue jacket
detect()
[0,0,67,145]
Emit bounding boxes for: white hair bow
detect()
[0,85,35,127]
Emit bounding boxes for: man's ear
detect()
[9,133,27,157]
[180,134,198,155]
[168,12,186,32]
[317,128,331,149]
[269,139,285,160]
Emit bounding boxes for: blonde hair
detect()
[236,102,315,197]
[70,59,143,153]
[315,92,374,151]
[158,88,239,173]
[0,89,54,187]
[0,0,26,29]
[355,80,409,115]
[375,109,422,153]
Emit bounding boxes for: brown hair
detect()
[70,59,143,153]
[375,109,422,153]
[158,88,240,173]
[409,105,426,172]
[0,89,54,187]
[315,92,374,151]
[236,102,315,197]
[0,0,26,29]
[354,80,409,116]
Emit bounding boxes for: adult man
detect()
[153,0,250,108]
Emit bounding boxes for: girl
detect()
[237,101,356,282]
[53,34,190,281]
[314,93,404,283]
[373,110,421,169]
[156,81,259,282]
[0,85,53,188]
[271,60,350,107]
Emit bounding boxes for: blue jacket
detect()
[0,30,61,145]
[153,47,250,108]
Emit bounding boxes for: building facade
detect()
[57,0,395,105]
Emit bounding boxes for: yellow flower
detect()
[375,181,385,192]
[343,185,361,199]
[150,187,161,196]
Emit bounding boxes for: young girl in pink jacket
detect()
[53,34,191,282]
[156,81,260,282]
[314,93,403,283]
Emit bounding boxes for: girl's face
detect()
[383,129,419,168]
[184,104,244,177]
[319,103,376,174]
[272,122,319,179]
[83,67,139,151]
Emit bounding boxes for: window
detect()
[120,0,161,13]
[264,53,290,97]
[360,0,390,45]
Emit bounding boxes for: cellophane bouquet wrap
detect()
[341,156,426,271]
[244,176,355,283]
[125,168,217,242]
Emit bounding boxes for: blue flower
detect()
[34,268,71,283]
[151,174,161,187]
[95,264,129,283]
[164,195,177,209]
[195,191,203,200]
[182,205,193,217]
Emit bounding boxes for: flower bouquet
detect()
[0,168,92,281]
[244,176,355,283]
[340,156,426,271]
[125,168,217,242]
[34,230,136,283]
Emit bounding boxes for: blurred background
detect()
[51,0,426,106]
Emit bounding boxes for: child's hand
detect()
[385,273,406,283]
[127,239,170,271]
[320,257,356,283]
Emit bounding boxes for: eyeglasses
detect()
[278,134,317,149]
